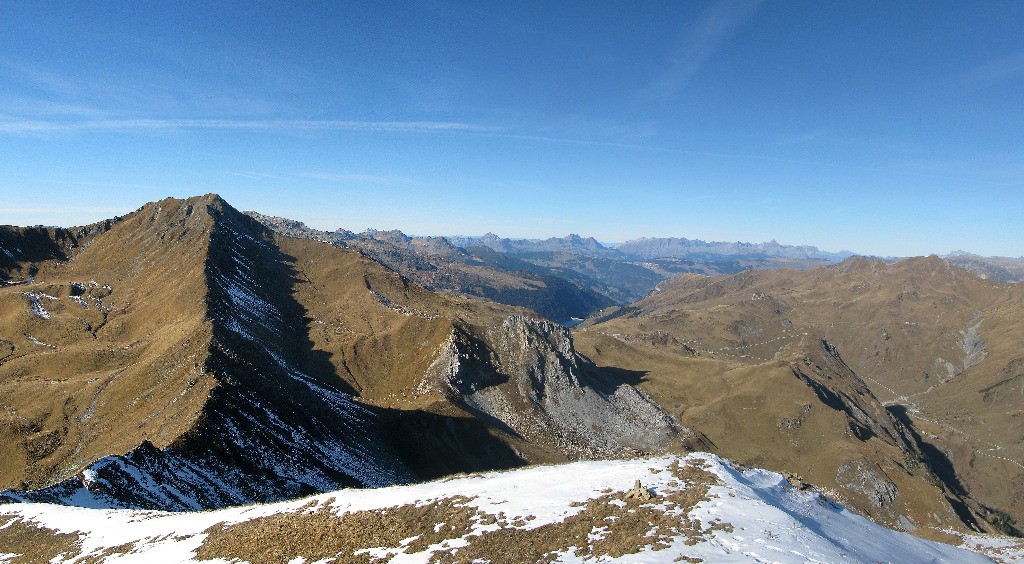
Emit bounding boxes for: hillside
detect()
[577,256,1024,536]
[0,195,687,511]
[945,252,1024,283]
[1,453,1010,563]
[449,234,852,305]
[251,219,857,317]
[246,212,614,323]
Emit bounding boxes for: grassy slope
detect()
[0,197,216,490]
[575,256,1024,535]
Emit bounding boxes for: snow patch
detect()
[24,292,50,319]
[25,334,55,348]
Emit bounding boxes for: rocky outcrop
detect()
[791,340,913,446]
[836,460,900,511]
[423,315,692,459]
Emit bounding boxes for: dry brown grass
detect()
[0,516,83,563]
[196,460,730,563]
[575,257,1024,533]
[0,193,584,502]
[434,459,727,563]
[197,496,479,563]
[0,196,216,491]
[75,542,138,563]
[573,330,969,533]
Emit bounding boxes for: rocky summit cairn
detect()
[623,480,656,502]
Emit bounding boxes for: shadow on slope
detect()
[887,404,1021,536]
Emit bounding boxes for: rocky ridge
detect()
[0,195,686,511]
[246,212,613,323]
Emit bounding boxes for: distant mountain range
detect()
[615,236,855,262]
[943,251,1024,283]
[448,232,854,262]
[250,216,875,322]
[245,212,615,322]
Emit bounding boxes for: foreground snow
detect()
[0,453,1003,562]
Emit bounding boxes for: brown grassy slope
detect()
[271,235,538,477]
[276,236,602,474]
[0,193,685,508]
[574,330,967,534]
[278,235,685,475]
[2,194,421,507]
[278,235,510,406]
[0,197,216,490]
[577,255,1024,533]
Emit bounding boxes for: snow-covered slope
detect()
[0,453,1006,563]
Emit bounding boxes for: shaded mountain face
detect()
[0,221,116,284]
[576,256,1024,536]
[944,251,1024,283]
[0,195,687,511]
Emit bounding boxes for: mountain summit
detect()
[0,195,688,510]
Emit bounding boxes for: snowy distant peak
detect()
[450,232,617,257]
[615,236,854,262]
[446,232,855,262]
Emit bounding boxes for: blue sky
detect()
[1,1,1021,257]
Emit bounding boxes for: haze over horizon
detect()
[1,1,1021,258]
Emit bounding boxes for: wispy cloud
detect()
[959,52,1024,87]
[0,96,111,118]
[0,59,81,96]
[230,171,295,182]
[296,172,392,184]
[768,130,826,147]
[0,118,500,135]
[638,0,761,101]
[55,180,168,191]
[468,130,837,167]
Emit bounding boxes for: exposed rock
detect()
[960,316,987,370]
[836,460,900,510]
[622,479,656,502]
[423,315,693,459]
